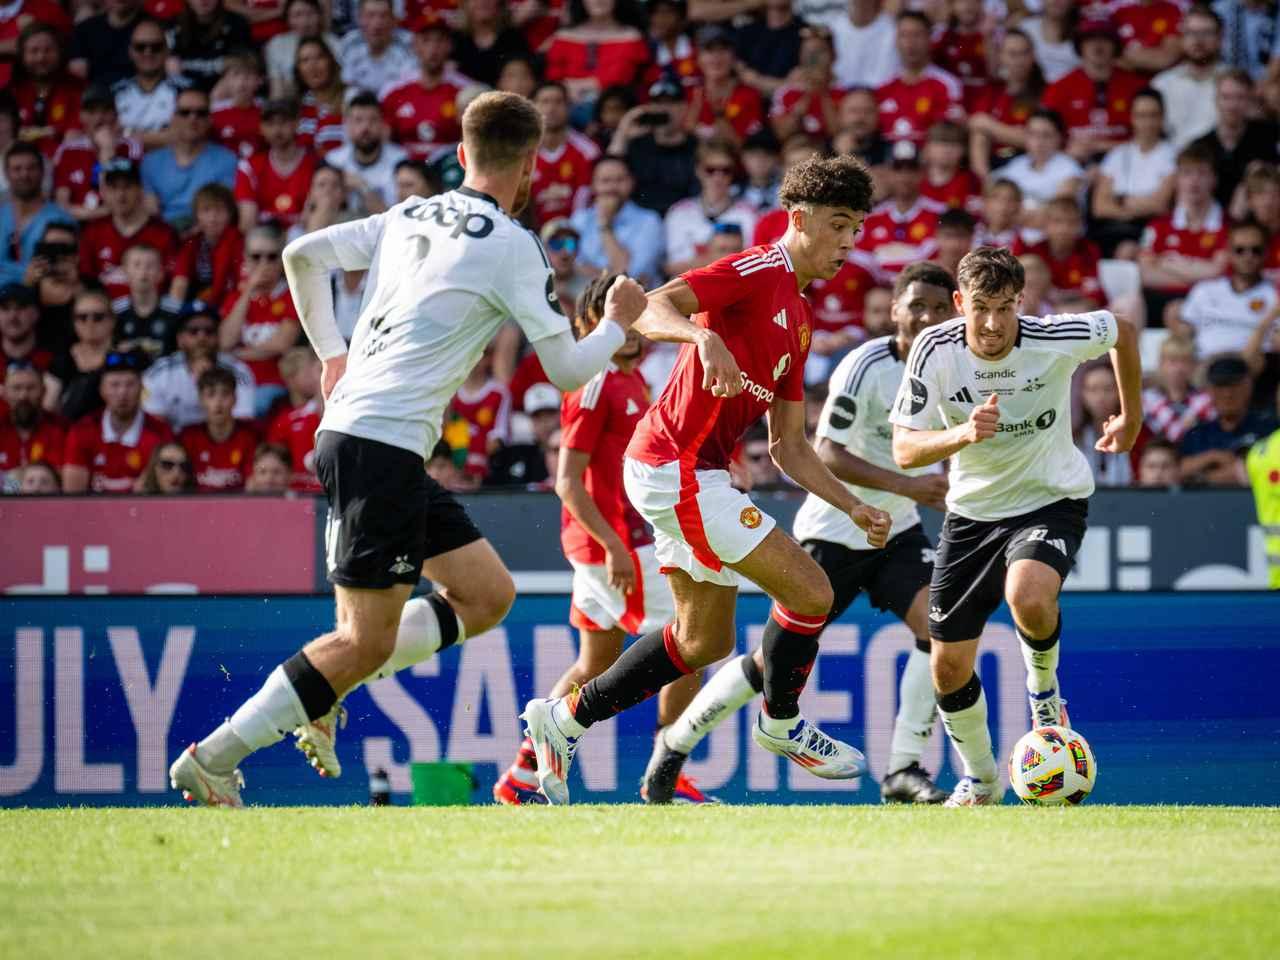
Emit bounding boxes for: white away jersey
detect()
[890,312,1118,521]
[318,187,572,458]
[794,336,940,549]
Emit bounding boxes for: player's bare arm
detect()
[892,393,1000,469]
[555,447,636,595]
[769,398,890,548]
[1095,315,1143,454]
[635,277,742,398]
[816,438,949,512]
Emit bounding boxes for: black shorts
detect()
[314,431,483,589]
[929,498,1087,643]
[803,525,934,623]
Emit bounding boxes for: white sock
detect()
[363,596,465,684]
[887,646,937,774]
[759,708,803,738]
[937,680,998,784]
[551,697,587,738]
[1019,628,1060,695]
[209,666,309,771]
[664,654,759,754]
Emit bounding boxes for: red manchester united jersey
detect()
[80,216,178,297]
[769,83,847,140]
[920,168,984,214]
[1114,1,1182,55]
[234,152,317,228]
[65,410,172,493]
[1042,67,1147,142]
[560,364,654,564]
[449,379,511,477]
[299,94,345,153]
[627,243,811,472]
[531,132,598,227]
[13,77,83,156]
[221,281,299,387]
[804,254,884,333]
[381,78,462,159]
[173,226,244,306]
[930,26,989,112]
[972,83,1034,164]
[266,398,322,492]
[1264,232,1280,286]
[0,416,66,474]
[1016,237,1104,304]
[180,421,260,492]
[689,83,764,142]
[855,198,944,276]
[876,67,965,144]
[52,133,143,209]
[1140,203,1229,293]
[211,100,265,159]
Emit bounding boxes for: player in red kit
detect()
[522,155,892,805]
[496,274,709,806]
[180,366,261,492]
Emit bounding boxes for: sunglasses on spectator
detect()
[246,251,280,261]
[702,165,734,177]
[132,41,166,54]
[175,107,209,118]
[74,311,111,323]
[1233,245,1265,255]
[157,459,189,472]
[547,235,577,254]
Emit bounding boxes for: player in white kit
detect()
[890,246,1142,806]
[640,263,956,805]
[169,92,649,806]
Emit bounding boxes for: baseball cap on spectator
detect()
[648,77,684,103]
[890,140,921,168]
[524,383,562,415]
[81,85,116,112]
[1074,20,1120,54]
[102,158,142,183]
[540,218,580,244]
[179,309,219,331]
[697,25,735,50]
[261,98,300,121]
[1205,355,1249,386]
[0,283,35,306]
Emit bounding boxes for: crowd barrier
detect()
[2,592,1277,807]
[0,488,1269,595]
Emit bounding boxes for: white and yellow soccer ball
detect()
[1009,725,1097,805]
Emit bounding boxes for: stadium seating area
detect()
[0,0,1278,498]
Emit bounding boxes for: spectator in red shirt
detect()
[920,120,982,214]
[0,283,53,371]
[647,0,697,89]
[1139,142,1230,326]
[265,345,321,491]
[685,26,763,147]
[1115,0,1183,76]
[1018,196,1104,311]
[875,10,965,145]
[295,37,347,154]
[62,350,172,493]
[52,85,144,223]
[234,98,316,232]
[771,23,844,143]
[137,440,195,493]
[244,440,292,493]
[1042,20,1147,163]
[449,347,512,486]
[380,20,463,160]
[219,223,300,415]
[930,0,990,113]
[80,158,177,297]
[968,27,1044,177]
[11,23,84,158]
[545,0,650,117]
[211,51,266,161]
[180,365,260,492]
[0,360,64,482]
[530,82,598,228]
[854,139,943,276]
[169,183,244,308]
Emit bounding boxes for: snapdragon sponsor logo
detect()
[741,371,775,404]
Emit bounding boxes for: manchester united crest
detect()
[740,506,762,529]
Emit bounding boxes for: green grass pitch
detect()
[4,806,1279,960]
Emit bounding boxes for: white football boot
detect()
[1028,688,1070,730]
[294,703,348,778]
[169,744,245,808]
[943,775,1005,807]
[520,697,582,805]
[751,713,866,780]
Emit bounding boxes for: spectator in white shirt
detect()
[997,107,1084,236]
[324,91,408,213]
[1091,88,1177,257]
[663,139,758,276]
[831,0,901,90]
[113,18,178,149]
[1171,219,1278,358]
[1021,0,1081,84]
[337,0,417,95]
[1151,5,1227,150]
[141,310,255,429]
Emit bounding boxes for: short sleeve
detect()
[890,334,944,431]
[64,422,94,468]
[559,384,608,454]
[499,231,573,344]
[682,250,780,316]
[1031,310,1118,363]
[814,371,860,446]
[233,161,255,203]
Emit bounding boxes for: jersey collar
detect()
[458,185,501,208]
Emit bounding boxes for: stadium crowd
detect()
[1,0,1278,497]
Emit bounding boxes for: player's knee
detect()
[474,569,515,634]
[1006,581,1058,635]
[788,577,834,620]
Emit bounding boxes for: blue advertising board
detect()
[2,593,1278,807]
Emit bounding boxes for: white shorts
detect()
[568,543,675,634]
[623,457,776,588]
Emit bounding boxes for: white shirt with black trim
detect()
[794,336,942,550]
[317,187,573,459]
[890,312,1118,522]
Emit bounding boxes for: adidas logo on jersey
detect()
[625,398,640,415]
[772,309,788,330]
[949,387,976,404]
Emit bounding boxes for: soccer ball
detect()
[1008,725,1097,805]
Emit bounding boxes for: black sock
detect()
[571,624,691,727]
[936,672,983,713]
[1017,614,1061,651]
[282,650,338,721]
[915,636,931,654]
[741,651,764,693]
[761,604,827,720]
[426,592,461,651]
